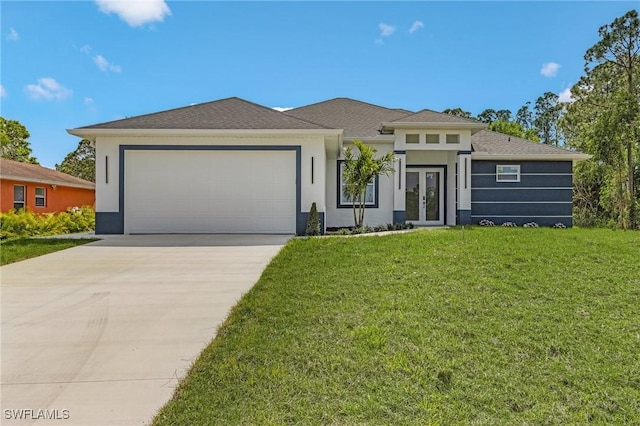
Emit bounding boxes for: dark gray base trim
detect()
[457,210,472,225]
[471,216,573,227]
[298,211,325,235]
[393,210,406,224]
[95,212,124,234]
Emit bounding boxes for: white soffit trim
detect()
[471,153,592,161]
[67,128,344,139]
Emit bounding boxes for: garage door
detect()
[124,150,296,234]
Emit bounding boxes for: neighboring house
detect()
[67,97,589,235]
[0,158,95,213]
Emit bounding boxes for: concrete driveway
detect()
[1,235,289,425]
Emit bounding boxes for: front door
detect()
[405,168,445,226]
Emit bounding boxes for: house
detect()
[67,97,589,235]
[0,158,95,213]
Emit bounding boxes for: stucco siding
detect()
[471,160,574,226]
[1,179,94,213]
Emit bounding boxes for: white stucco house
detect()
[67,97,590,235]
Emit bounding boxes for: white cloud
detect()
[0,85,6,98]
[93,54,122,73]
[379,23,395,37]
[80,44,92,54]
[84,97,94,104]
[558,87,574,103]
[540,62,561,78]
[95,0,171,27]
[25,78,72,101]
[272,107,293,112]
[7,27,19,41]
[409,21,424,34]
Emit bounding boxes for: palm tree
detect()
[342,140,395,227]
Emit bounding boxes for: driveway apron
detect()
[1,234,289,425]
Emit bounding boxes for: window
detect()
[446,134,460,144]
[13,185,25,210]
[337,161,377,208]
[406,134,420,144]
[496,165,520,182]
[35,187,46,207]
[426,134,439,144]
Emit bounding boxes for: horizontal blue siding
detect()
[471,160,574,227]
[472,161,573,174]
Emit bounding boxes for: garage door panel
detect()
[125,150,296,234]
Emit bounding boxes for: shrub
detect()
[0,207,95,239]
[523,222,539,228]
[479,219,495,227]
[553,222,567,229]
[305,202,321,236]
[501,222,517,227]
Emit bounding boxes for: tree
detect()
[0,117,38,164]
[562,10,640,229]
[533,92,563,145]
[342,140,395,228]
[488,120,540,142]
[56,139,96,182]
[495,109,512,122]
[515,102,533,129]
[477,109,497,124]
[442,108,473,119]
[305,202,321,236]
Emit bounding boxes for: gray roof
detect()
[471,130,588,157]
[391,109,482,124]
[285,98,411,137]
[0,158,95,188]
[78,97,327,130]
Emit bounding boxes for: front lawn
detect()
[0,238,98,265]
[153,228,640,425]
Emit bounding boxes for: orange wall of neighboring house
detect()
[1,179,95,213]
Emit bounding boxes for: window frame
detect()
[337,160,379,209]
[405,133,420,144]
[425,134,440,144]
[496,164,521,182]
[13,185,25,210]
[445,134,460,144]
[35,187,46,207]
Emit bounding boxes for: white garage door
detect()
[124,150,296,234]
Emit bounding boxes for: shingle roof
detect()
[284,98,412,137]
[391,109,483,124]
[471,130,590,158]
[78,97,327,130]
[0,158,95,188]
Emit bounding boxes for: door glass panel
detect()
[405,172,419,221]
[425,172,440,221]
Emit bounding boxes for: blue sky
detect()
[1,1,636,168]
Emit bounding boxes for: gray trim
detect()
[457,150,472,155]
[393,210,406,224]
[457,209,471,225]
[109,144,303,235]
[95,212,124,234]
[394,150,407,154]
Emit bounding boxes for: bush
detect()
[479,219,495,227]
[501,222,517,227]
[523,222,539,228]
[305,202,321,236]
[0,206,95,240]
[553,222,567,229]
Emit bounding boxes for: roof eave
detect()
[380,121,486,133]
[0,174,95,190]
[67,128,344,139]
[471,153,592,162]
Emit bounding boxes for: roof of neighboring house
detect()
[77,97,327,130]
[471,130,591,160]
[284,98,412,137]
[0,159,95,189]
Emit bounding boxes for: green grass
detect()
[0,238,98,265]
[153,228,640,425]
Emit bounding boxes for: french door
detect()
[405,168,445,226]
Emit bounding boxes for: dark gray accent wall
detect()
[471,160,574,227]
[393,210,406,224]
[95,212,124,234]
[457,210,471,224]
[298,212,325,235]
